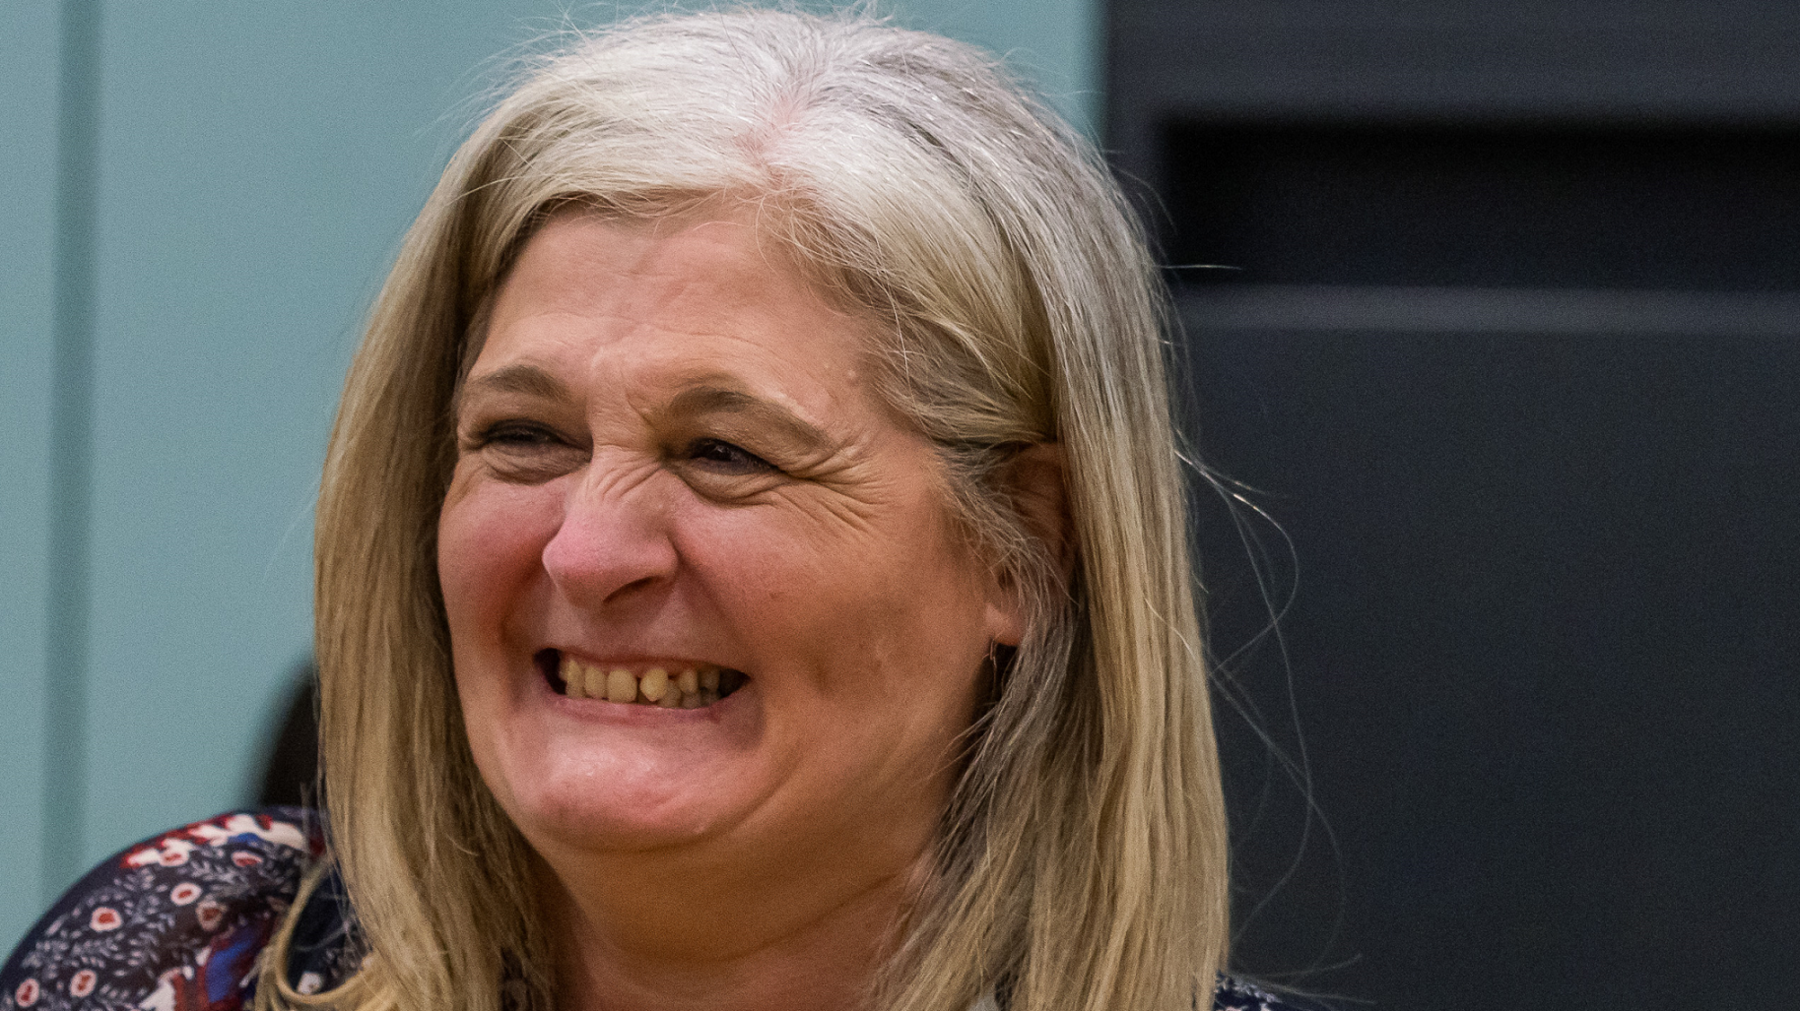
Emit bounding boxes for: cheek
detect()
[437,474,563,644]
[670,510,885,648]
[678,491,990,690]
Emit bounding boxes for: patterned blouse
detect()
[1,810,1315,1011]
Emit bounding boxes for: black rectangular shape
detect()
[1162,123,1800,290]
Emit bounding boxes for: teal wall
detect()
[1,0,1097,954]
[1,0,61,961]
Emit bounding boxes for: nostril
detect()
[536,649,565,694]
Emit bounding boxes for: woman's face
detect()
[438,211,1020,895]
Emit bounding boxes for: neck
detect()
[540,844,922,1011]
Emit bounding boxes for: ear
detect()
[985,442,1074,647]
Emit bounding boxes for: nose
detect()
[541,462,679,608]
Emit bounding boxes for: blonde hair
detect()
[263,8,1227,1011]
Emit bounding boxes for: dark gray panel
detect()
[1110,4,1800,1002]
[1184,308,1800,1007]
[1107,1,1800,237]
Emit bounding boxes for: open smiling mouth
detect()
[539,650,747,709]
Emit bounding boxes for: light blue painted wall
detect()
[0,0,60,955]
[906,0,1100,130]
[79,0,584,880]
[3,0,1095,954]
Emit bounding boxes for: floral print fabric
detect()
[1,810,322,1011]
[3,809,1318,1011]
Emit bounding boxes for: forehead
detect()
[472,212,886,446]
[481,210,869,375]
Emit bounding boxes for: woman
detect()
[3,9,1307,1011]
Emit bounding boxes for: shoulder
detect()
[1,809,324,1011]
[1213,975,1334,1011]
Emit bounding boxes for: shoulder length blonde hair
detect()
[262,8,1228,1011]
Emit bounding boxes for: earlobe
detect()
[985,442,1073,647]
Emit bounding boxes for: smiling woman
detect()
[2,8,1308,1011]
[438,213,1018,997]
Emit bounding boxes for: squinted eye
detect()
[478,421,560,447]
[686,438,776,475]
[462,419,586,483]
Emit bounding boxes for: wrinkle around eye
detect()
[670,438,791,501]
[463,422,590,483]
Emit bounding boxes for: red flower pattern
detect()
[1,810,323,1011]
[195,899,225,932]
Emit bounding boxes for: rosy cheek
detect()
[439,477,565,639]
[675,519,822,632]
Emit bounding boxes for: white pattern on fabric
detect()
[0,811,320,1011]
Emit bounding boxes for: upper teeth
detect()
[559,656,727,708]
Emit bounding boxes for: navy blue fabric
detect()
[0,810,323,1011]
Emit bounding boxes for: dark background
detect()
[1106,2,1800,1007]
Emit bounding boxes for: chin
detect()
[472,680,770,855]
[516,779,723,853]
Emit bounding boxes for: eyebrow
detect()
[460,363,571,403]
[666,384,833,455]
[456,367,834,455]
